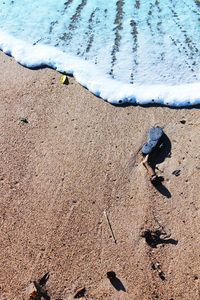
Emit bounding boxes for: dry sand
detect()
[0,51,199,300]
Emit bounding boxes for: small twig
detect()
[104,210,117,244]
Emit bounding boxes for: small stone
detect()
[20,118,29,124]
[107,271,116,280]
[158,271,166,280]
[172,169,181,176]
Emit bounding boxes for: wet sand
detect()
[0,51,199,300]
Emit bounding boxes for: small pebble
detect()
[158,271,166,280]
[180,120,186,124]
[172,169,181,177]
[107,271,116,280]
[20,118,29,124]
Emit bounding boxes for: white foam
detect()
[0,30,200,106]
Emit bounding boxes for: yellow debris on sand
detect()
[60,74,69,84]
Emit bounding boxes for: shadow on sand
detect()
[148,133,172,198]
[107,272,126,292]
[142,229,178,248]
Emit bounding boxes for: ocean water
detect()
[0,0,200,106]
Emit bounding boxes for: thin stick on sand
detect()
[104,210,117,244]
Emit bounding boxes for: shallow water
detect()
[0,0,200,106]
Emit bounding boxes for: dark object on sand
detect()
[172,169,181,177]
[74,287,86,298]
[107,272,126,292]
[38,272,50,287]
[107,271,116,280]
[141,126,164,183]
[141,229,178,248]
[20,117,29,124]
[27,272,50,300]
[158,271,166,281]
[151,263,166,280]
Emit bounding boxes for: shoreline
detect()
[0,51,200,300]
[1,31,200,107]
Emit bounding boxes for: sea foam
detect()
[0,0,200,107]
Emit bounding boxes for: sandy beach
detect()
[0,51,200,300]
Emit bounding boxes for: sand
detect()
[0,51,199,300]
